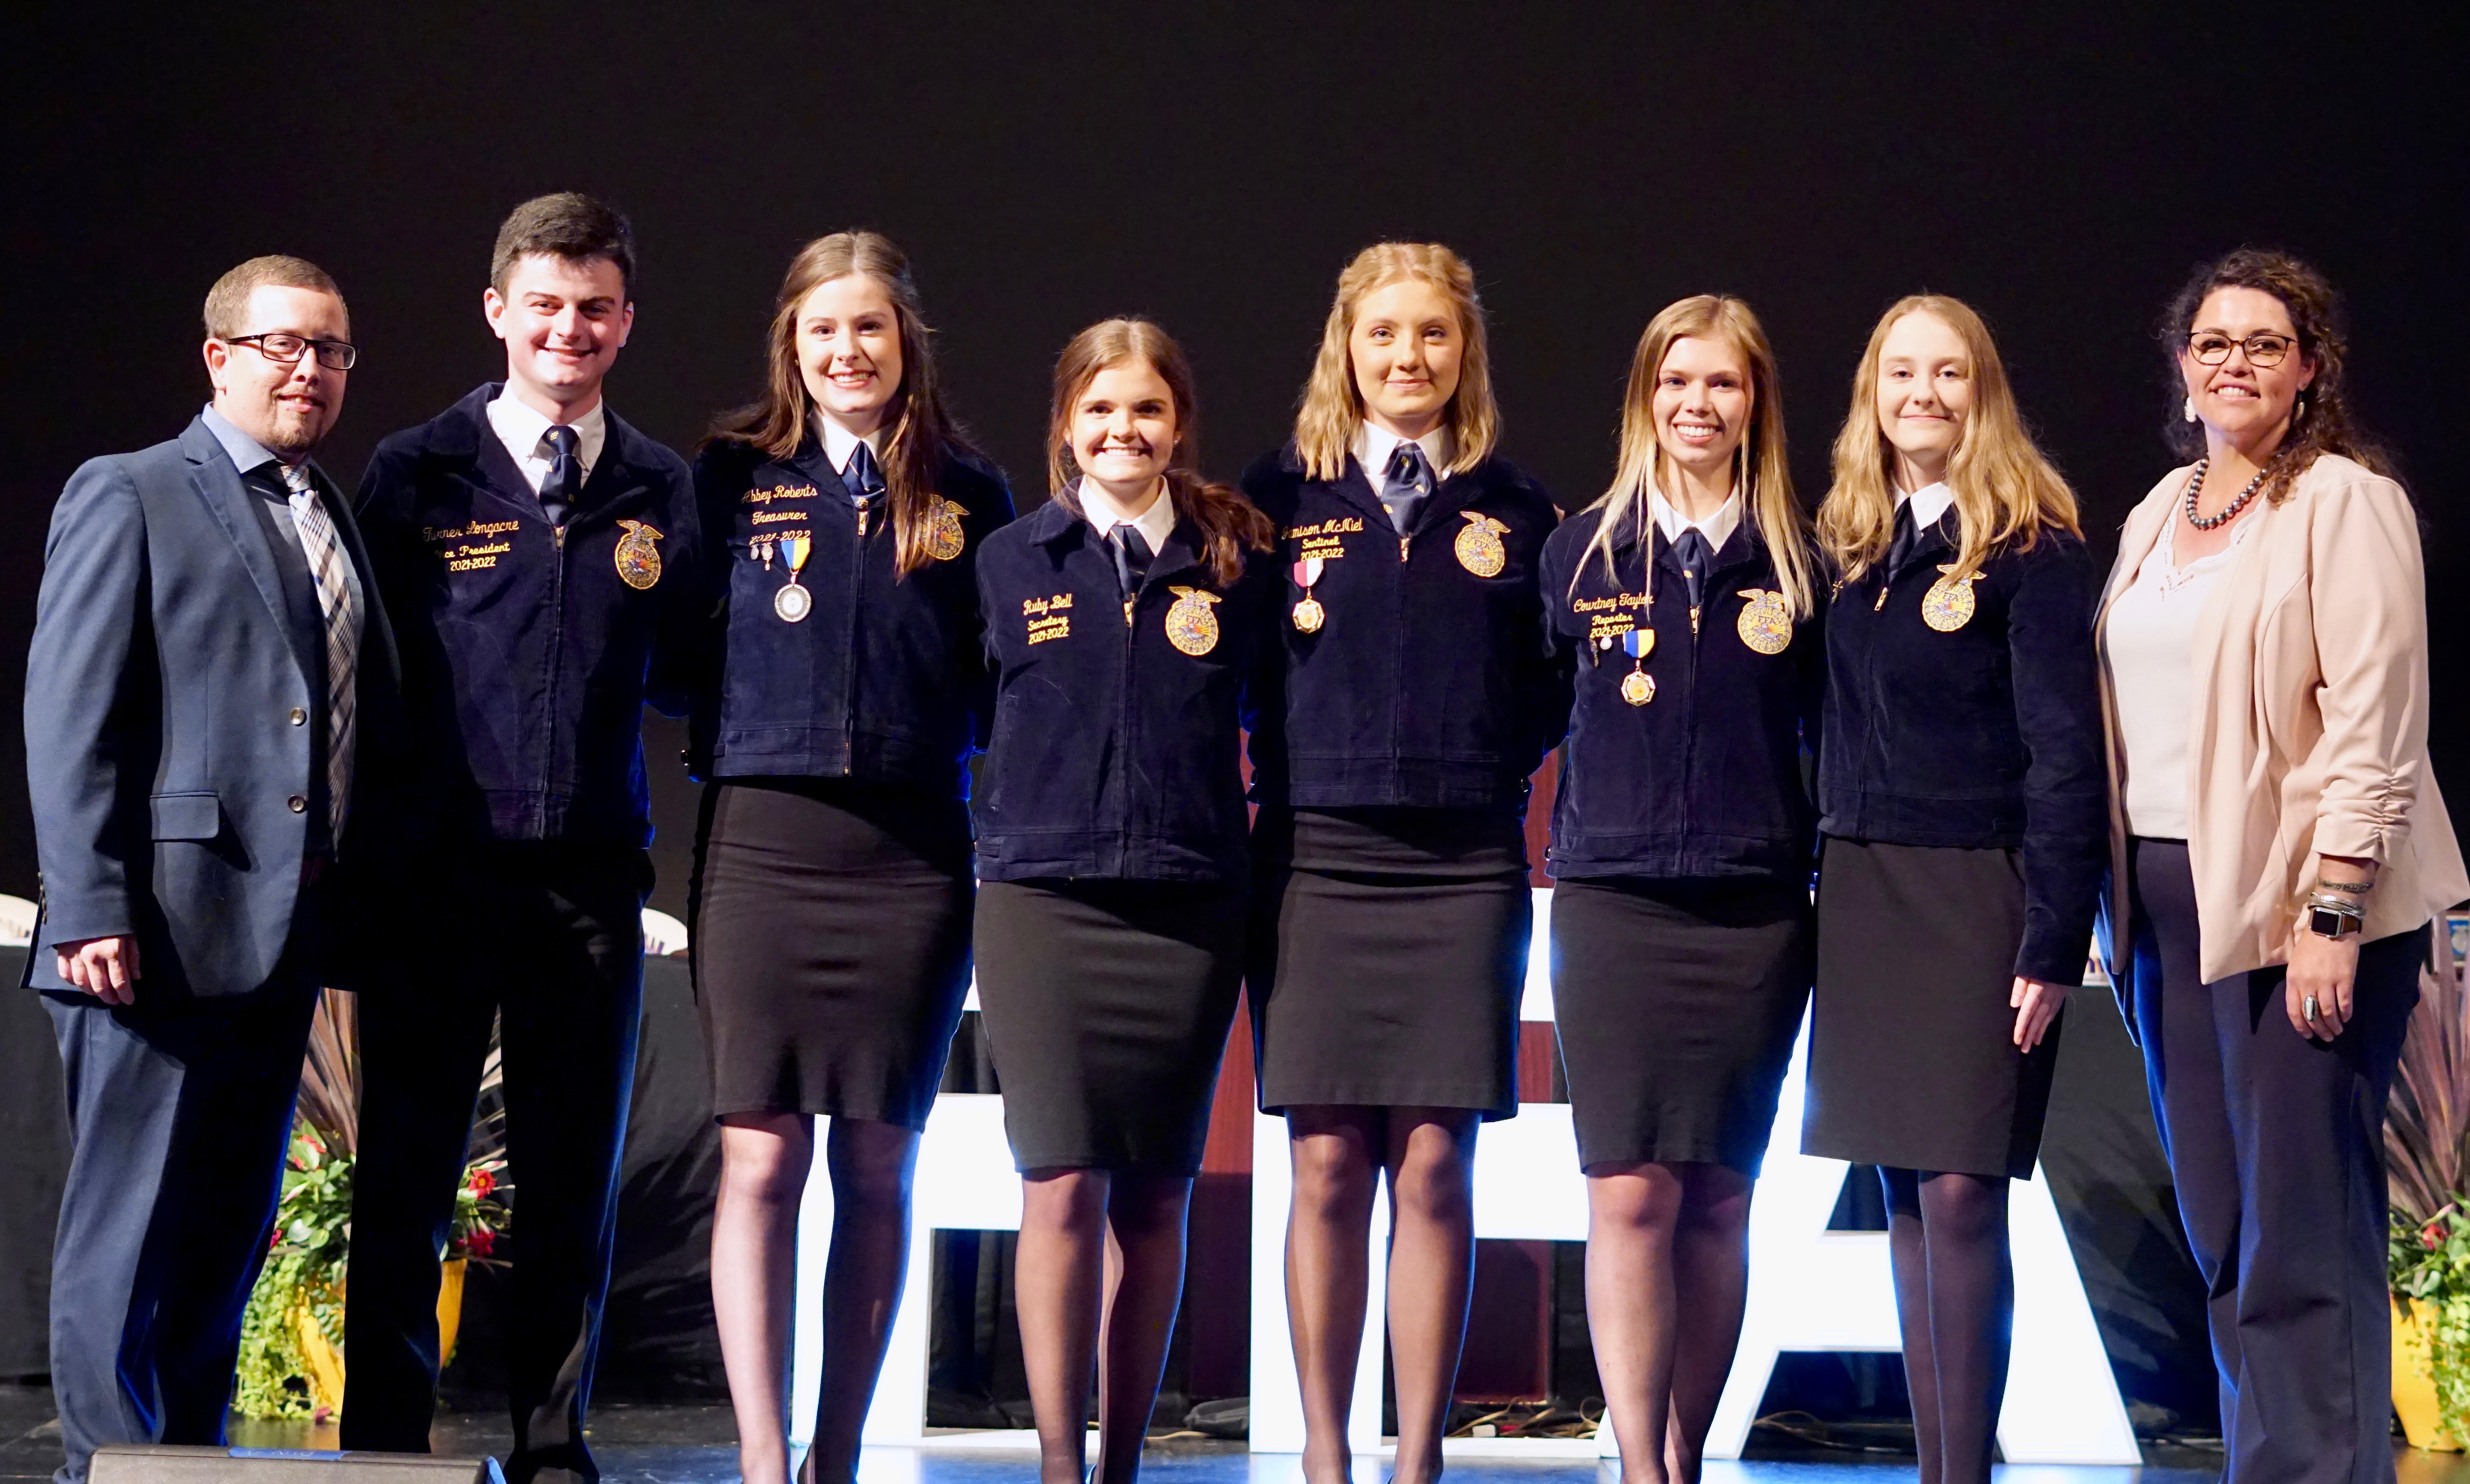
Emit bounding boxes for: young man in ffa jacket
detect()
[341,194,702,1484]
[25,256,394,1483]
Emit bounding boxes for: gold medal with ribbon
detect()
[1454,511,1509,578]
[613,520,663,591]
[1618,626,1655,704]
[1164,586,1222,656]
[774,534,813,622]
[1291,555,1325,632]
[1922,564,1984,632]
[1735,588,1792,654]
[926,497,967,561]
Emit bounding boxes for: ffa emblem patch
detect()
[1735,588,1792,654]
[1922,565,1983,632]
[1454,512,1509,578]
[1165,586,1223,656]
[925,497,967,561]
[614,520,663,591]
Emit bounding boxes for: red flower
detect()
[465,1228,496,1258]
[466,1168,496,1197]
[2427,1226,2445,1251]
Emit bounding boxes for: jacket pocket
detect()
[149,791,222,841]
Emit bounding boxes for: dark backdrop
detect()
[4,5,2463,915]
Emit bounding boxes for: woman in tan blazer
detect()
[2097,247,2468,1480]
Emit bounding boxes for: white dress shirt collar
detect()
[1649,487,1743,553]
[487,388,608,496]
[1077,478,1178,554]
[812,412,886,480]
[1355,422,1454,486]
[1896,479,1956,531]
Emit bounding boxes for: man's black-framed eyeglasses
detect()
[2187,331,2297,369]
[227,333,358,370]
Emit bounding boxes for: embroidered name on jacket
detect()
[424,518,522,572]
[744,484,819,525]
[1024,592,1072,644]
[1286,516,1363,560]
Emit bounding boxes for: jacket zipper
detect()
[1118,573,1140,872]
[540,521,569,832]
[839,502,864,771]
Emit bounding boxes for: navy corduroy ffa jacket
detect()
[1240,441,1570,811]
[354,383,704,848]
[972,494,1278,882]
[1540,505,1825,880]
[1818,508,2106,984]
[687,436,1014,796]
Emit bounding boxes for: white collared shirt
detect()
[1895,479,1955,531]
[812,412,887,482]
[1650,487,1743,553]
[1077,477,1178,554]
[487,389,608,496]
[1356,422,1454,488]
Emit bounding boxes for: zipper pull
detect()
[1399,536,1410,564]
[1689,605,1701,635]
[1123,598,1135,627]
[555,525,566,551]
[1873,583,1888,612]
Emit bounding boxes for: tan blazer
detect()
[2096,453,2468,989]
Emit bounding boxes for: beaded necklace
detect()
[2182,457,2270,532]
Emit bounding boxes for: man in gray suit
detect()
[23,255,394,1483]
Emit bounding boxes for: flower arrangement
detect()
[233,990,513,1420]
[2388,914,2470,1448]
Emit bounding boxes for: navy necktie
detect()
[1110,522,1153,600]
[1673,527,1715,613]
[1382,441,1435,536]
[1886,500,1922,577]
[541,424,582,527]
[846,440,886,501]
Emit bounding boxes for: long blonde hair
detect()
[1575,295,1815,619]
[1818,294,2078,581]
[1293,242,1500,482]
[705,231,979,577]
[1046,317,1274,588]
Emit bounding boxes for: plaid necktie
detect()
[280,463,358,843]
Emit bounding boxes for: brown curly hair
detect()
[2161,247,2393,504]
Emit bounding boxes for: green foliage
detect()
[2393,1202,2470,1437]
[234,1132,352,1420]
[231,1130,512,1420]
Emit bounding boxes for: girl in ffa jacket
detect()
[971,317,1277,1484]
[1240,242,1568,1484]
[687,231,1013,1484]
[1807,295,2104,1484]
[1539,294,1822,1482]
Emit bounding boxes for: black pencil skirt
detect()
[691,778,974,1128]
[1249,807,1530,1119]
[973,878,1248,1176]
[1551,874,1814,1174]
[1803,836,2062,1180]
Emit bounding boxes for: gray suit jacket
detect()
[22,417,398,997]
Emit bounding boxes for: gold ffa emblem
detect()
[1454,512,1509,577]
[925,497,967,561]
[1922,565,1984,632]
[1164,586,1223,656]
[614,520,663,591]
[1736,589,1792,654]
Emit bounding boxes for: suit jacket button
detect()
[289,708,308,726]
[288,795,307,813]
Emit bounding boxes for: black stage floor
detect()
[8,1385,2470,1484]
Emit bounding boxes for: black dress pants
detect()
[44,976,318,1484]
[2129,839,2420,1484]
[341,844,649,1483]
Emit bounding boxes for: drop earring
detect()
[2182,396,2197,424]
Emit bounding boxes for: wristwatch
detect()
[2306,893,2364,939]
